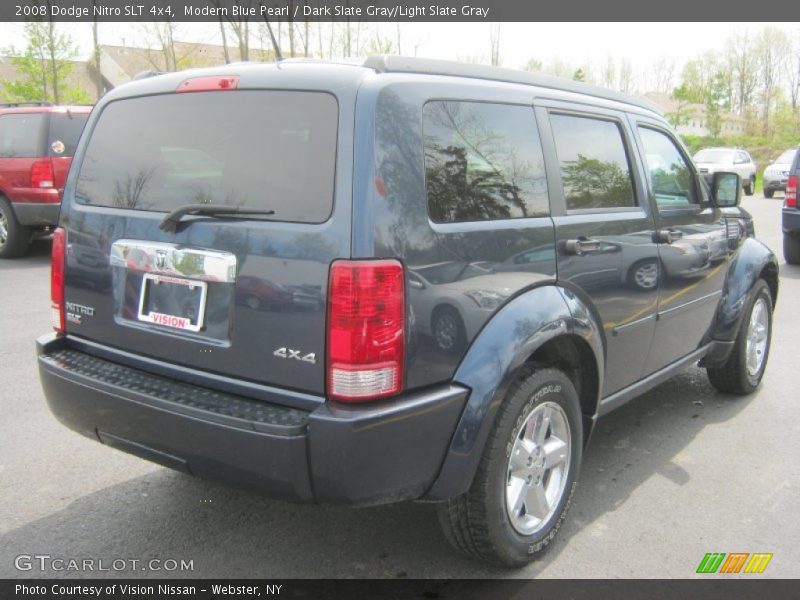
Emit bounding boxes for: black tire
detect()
[437,365,582,566]
[0,196,31,258]
[431,306,467,355]
[626,258,660,291]
[744,178,755,196]
[707,279,772,395]
[784,233,800,265]
[764,188,774,199]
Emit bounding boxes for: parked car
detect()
[693,147,757,196]
[408,262,526,354]
[0,102,91,258]
[782,151,800,264]
[37,57,778,567]
[763,147,798,198]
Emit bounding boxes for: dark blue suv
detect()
[38,57,778,566]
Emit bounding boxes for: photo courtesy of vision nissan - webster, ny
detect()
[1,2,799,591]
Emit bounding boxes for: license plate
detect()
[137,274,207,332]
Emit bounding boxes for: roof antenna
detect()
[259,7,283,61]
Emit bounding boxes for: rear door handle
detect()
[564,237,602,255]
[653,229,683,244]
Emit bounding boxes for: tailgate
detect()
[60,85,349,396]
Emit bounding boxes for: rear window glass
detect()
[48,112,89,157]
[0,113,46,158]
[550,113,636,210]
[76,91,338,223]
[423,101,549,223]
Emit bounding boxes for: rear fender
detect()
[423,285,604,501]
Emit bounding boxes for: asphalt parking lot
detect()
[1,194,798,579]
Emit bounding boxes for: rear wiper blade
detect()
[158,204,276,233]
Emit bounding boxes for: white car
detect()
[763,148,797,198]
[693,147,757,196]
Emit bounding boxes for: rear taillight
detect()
[51,227,66,333]
[327,260,405,402]
[31,160,54,189]
[786,175,798,208]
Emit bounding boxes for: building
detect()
[643,92,747,137]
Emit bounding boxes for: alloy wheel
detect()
[506,401,572,536]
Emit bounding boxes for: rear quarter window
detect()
[422,100,549,223]
[48,112,89,157]
[75,91,338,224]
[0,113,46,158]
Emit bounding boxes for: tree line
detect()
[3,19,799,146]
[522,27,800,140]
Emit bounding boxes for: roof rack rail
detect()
[133,70,166,81]
[362,55,661,115]
[0,101,53,108]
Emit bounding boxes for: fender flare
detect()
[423,284,605,501]
[708,237,778,346]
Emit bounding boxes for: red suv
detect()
[0,103,91,258]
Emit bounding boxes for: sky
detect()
[0,21,796,85]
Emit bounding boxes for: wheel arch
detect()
[709,237,779,345]
[423,284,604,501]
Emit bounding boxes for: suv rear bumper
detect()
[37,333,468,505]
[783,207,800,234]
[13,201,60,226]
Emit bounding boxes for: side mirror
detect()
[712,171,741,207]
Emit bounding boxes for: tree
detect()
[573,68,586,82]
[141,23,178,71]
[1,21,89,104]
[725,31,758,116]
[489,24,501,66]
[677,58,711,103]
[755,27,791,135]
[90,1,103,98]
[523,57,543,72]
[705,71,729,138]
[649,56,676,94]
[667,83,695,129]
[617,58,634,93]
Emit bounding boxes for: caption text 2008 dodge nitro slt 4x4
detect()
[38,57,778,566]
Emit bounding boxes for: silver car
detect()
[763,148,798,198]
[693,147,757,196]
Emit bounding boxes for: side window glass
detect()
[549,113,636,210]
[638,127,699,210]
[423,101,549,223]
[0,113,46,158]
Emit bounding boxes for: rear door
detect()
[540,103,659,396]
[63,82,351,397]
[631,120,728,372]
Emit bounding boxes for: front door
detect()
[633,122,729,373]
[541,106,659,396]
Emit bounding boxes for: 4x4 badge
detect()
[273,347,316,364]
